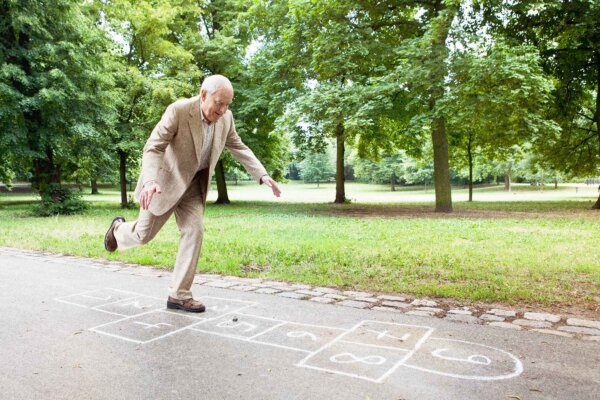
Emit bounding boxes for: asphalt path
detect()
[0,251,598,400]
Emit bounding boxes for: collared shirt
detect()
[198,108,215,172]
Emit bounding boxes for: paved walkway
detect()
[2,246,599,341]
[1,248,599,399]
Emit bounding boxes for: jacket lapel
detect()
[188,96,203,163]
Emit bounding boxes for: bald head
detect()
[200,75,234,123]
[201,74,233,96]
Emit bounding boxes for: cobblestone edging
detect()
[2,246,599,342]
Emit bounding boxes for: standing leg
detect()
[169,177,205,300]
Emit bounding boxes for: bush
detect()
[32,184,88,217]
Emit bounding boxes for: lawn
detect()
[1,182,599,311]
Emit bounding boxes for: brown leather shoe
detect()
[104,216,125,252]
[167,296,206,313]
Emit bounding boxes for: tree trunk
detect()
[32,146,61,194]
[504,164,512,192]
[593,52,600,209]
[118,150,127,208]
[467,135,473,202]
[91,179,99,194]
[539,170,544,191]
[334,121,346,204]
[214,160,230,204]
[428,0,455,213]
[431,116,452,211]
[391,173,396,192]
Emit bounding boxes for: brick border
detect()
[2,246,598,342]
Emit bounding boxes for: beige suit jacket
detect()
[134,95,268,216]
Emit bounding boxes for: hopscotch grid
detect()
[186,310,280,340]
[89,328,144,344]
[90,295,146,311]
[56,287,525,383]
[55,299,95,309]
[296,320,435,384]
[92,296,166,317]
[88,309,165,331]
[91,309,218,345]
[245,339,312,354]
[181,304,259,331]
[91,303,257,345]
[161,309,209,321]
[55,288,111,303]
[246,320,350,352]
[90,308,129,317]
[103,305,258,345]
[236,313,347,332]
[339,339,414,353]
[297,365,381,383]
[295,319,369,367]
[246,322,288,340]
[55,288,142,309]
[375,326,435,383]
[400,337,524,381]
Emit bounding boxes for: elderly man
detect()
[104,75,281,312]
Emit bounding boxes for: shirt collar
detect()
[200,107,213,125]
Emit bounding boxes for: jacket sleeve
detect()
[140,104,178,186]
[225,115,268,182]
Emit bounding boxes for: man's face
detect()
[200,87,233,123]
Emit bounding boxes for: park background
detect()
[0,1,599,316]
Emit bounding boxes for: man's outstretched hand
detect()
[140,182,162,210]
[261,176,282,198]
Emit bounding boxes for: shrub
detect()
[32,184,88,217]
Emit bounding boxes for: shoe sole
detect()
[104,217,125,252]
[167,302,206,313]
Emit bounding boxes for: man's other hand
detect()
[140,182,162,210]
[261,176,282,198]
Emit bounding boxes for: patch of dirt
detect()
[313,205,600,219]
[373,291,600,321]
[241,263,272,273]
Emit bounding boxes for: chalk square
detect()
[340,321,434,351]
[189,314,284,340]
[56,288,139,308]
[298,341,410,382]
[197,296,256,319]
[250,323,346,353]
[91,310,203,343]
[402,337,523,380]
[93,296,165,316]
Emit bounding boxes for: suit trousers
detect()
[113,171,206,300]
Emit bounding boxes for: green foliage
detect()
[482,0,600,180]
[32,184,87,217]
[0,0,119,191]
[299,151,334,186]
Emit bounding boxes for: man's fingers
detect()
[266,179,281,197]
[140,184,161,210]
[141,192,148,210]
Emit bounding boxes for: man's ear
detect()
[200,89,207,101]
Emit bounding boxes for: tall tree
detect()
[100,0,199,207]
[483,0,600,208]
[255,0,420,203]
[393,0,460,211]
[446,42,559,201]
[0,0,117,196]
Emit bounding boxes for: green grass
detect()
[1,183,599,309]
